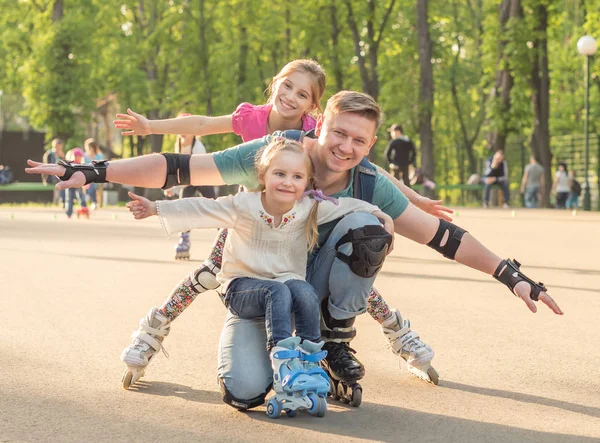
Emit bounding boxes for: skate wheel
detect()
[122,370,133,390]
[266,398,281,419]
[316,396,327,417]
[307,393,319,415]
[349,385,362,407]
[285,409,297,418]
[427,366,440,385]
[329,380,340,400]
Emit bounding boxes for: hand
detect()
[126,191,157,219]
[414,195,454,222]
[373,210,395,254]
[114,108,151,136]
[513,281,563,315]
[25,159,85,190]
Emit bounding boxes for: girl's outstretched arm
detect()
[376,165,454,221]
[126,192,157,220]
[114,109,234,137]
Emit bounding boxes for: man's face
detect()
[312,112,377,173]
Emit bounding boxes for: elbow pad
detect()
[427,219,467,260]
[161,153,191,190]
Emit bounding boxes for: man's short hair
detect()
[388,124,403,133]
[324,91,383,130]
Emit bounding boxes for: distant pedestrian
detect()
[483,149,510,208]
[520,156,544,208]
[64,148,88,219]
[384,124,416,187]
[566,170,581,209]
[552,163,570,209]
[42,138,65,205]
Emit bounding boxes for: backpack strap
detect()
[353,157,377,203]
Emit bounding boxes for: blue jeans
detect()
[217,212,381,402]
[524,186,541,208]
[65,188,87,217]
[566,193,579,209]
[484,179,510,205]
[225,278,320,349]
[87,183,97,205]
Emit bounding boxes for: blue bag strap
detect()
[353,157,377,203]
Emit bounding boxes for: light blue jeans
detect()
[217,212,380,402]
[225,278,320,350]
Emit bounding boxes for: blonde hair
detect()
[324,90,383,130]
[84,138,100,156]
[267,59,326,116]
[254,138,320,251]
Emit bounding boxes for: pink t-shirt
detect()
[231,102,317,143]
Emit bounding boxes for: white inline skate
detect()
[381,309,439,385]
[266,337,329,419]
[175,232,191,260]
[120,307,170,389]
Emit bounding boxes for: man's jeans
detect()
[484,180,510,205]
[217,212,381,402]
[225,278,320,350]
[524,186,541,208]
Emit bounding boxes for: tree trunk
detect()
[417,0,435,184]
[329,1,344,91]
[199,0,212,115]
[530,3,552,207]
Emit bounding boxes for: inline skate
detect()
[175,231,191,260]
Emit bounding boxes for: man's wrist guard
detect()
[493,259,547,301]
[57,159,108,184]
[161,153,191,190]
[427,219,467,260]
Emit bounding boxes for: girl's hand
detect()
[373,210,395,254]
[414,195,454,222]
[114,109,151,136]
[25,159,86,190]
[513,281,564,315]
[126,191,157,219]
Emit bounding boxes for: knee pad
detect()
[335,225,392,278]
[427,219,467,260]
[190,262,221,292]
[218,377,271,410]
[161,153,191,190]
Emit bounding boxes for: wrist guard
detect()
[58,159,108,184]
[493,258,547,301]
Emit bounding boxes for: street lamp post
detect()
[577,35,597,211]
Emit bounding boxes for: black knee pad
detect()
[218,378,271,411]
[335,225,392,278]
[427,219,467,260]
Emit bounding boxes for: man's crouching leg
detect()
[217,312,273,410]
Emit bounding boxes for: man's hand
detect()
[414,195,454,222]
[126,191,157,219]
[25,160,85,190]
[514,281,563,315]
[114,109,152,136]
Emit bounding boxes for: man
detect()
[26,91,562,410]
[483,149,510,208]
[384,124,416,186]
[520,156,545,208]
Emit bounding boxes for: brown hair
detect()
[324,90,383,130]
[254,138,320,250]
[51,138,63,150]
[84,138,100,156]
[266,59,326,116]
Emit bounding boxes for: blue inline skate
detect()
[175,231,191,260]
[266,337,329,419]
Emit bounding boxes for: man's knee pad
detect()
[427,219,467,260]
[335,225,392,278]
[218,377,271,410]
[190,262,221,292]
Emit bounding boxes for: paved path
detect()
[1,207,599,442]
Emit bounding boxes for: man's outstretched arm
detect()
[393,204,563,315]
[26,153,224,190]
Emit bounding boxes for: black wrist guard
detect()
[57,159,108,184]
[493,259,547,301]
[161,153,191,190]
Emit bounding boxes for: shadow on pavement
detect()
[125,380,222,405]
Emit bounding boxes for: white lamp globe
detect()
[577,36,598,56]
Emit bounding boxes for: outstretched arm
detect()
[113,109,234,137]
[393,204,563,315]
[376,165,454,221]
[25,153,225,190]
